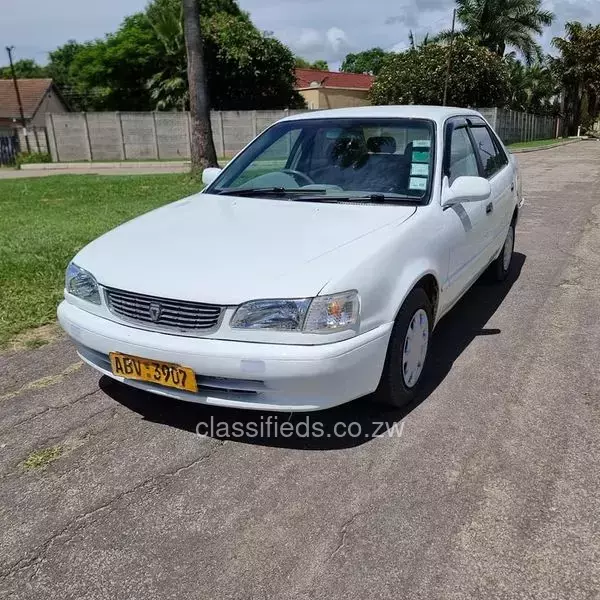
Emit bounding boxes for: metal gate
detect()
[0,135,19,166]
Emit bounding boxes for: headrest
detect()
[367,136,397,154]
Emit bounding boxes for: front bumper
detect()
[58,301,392,412]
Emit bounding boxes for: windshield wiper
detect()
[291,194,423,204]
[215,187,423,204]
[349,194,423,203]
[215,187,328,197]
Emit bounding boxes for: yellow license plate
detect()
[109,352,198,393]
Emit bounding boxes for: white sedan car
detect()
[58,106,522,412]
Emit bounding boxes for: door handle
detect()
[486,202,493,214]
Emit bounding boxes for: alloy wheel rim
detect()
[503,226,514,271]
[402,309,429,389]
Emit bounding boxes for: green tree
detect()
[311,59,329,71]
[46,40,86,109]
[295,57,329,70]
[147,0,304,110]
[552,22,600,134]
[505,56,558,114]
[54,15,164,111]
[505,56,527,109]
[146,0,188,110]
[203,12,305,109]
[408,30,431,50]
[437,0,554,64]
[341,48,388,75]
[46,0,304,112]
[0,59,47,79]
[370,38,510,107]
[145,0,250,110]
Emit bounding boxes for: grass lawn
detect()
[507,138,565,150]
[0,173,203,347]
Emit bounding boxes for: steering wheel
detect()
[280,169,315,186]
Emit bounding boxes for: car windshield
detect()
[206,117,435,203]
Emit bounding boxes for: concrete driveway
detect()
[1,143,599,599]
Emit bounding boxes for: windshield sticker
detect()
[325,129,342,139]
[412,150,430,163]
[410,163,429,177]
[409,177,428,191]
[412,140,431,149]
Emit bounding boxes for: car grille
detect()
[104,287,223,333]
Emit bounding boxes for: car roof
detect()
[280,105,483,124]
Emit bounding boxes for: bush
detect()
[16,152,52,168]
[370,39,510,108]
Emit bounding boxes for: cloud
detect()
[265,0,460,64]
[536,0,598,55]
[0,0,597,68]
[326,27,350,55]
[289,26,352,62]
[296,28,323,52]
[0,0,147,66]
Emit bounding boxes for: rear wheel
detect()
[375,288,433,408]
[492,222,515,282]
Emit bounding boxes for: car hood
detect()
[75,193,416,305]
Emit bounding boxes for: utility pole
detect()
[5,46,31,152]
[442,9,457,107]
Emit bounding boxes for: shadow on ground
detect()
[102,253,525,450]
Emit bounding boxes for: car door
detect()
[441,117,490,308]
[467,118,514,263]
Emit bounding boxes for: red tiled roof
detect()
[295,69,374,90]
[0,78,53,119]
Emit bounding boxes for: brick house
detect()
[0,79,68,139]
[294,69,375,110]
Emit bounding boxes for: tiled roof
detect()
[0,78,53,119]
[295,69,375,90]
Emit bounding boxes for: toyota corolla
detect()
[58,106,522,412]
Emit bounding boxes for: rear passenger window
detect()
[449,127,479,185]
[469,125,508,178]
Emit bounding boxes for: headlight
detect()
[230,298,311,330]
[65,263,101,305]
[230,291,359,333]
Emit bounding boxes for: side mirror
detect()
[202,167,223,187]
[442,176,491,207]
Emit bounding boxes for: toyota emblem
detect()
[149,302,162,322]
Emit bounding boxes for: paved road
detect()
[0,165,190,179]
[1,143,599,599]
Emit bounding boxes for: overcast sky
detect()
[1,0,598,69]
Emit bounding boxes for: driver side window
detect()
[230,129,300,188]
[448,127,479,185]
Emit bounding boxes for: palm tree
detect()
[146,0,188,110]
[437,0,554,64]
[506,56,528,109]
[183,0,218,170]
[506,56,558,113]
[552,22,600,134]
[523,62,558,112]
[408,30,431,50]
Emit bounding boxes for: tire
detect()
[492,221,515,282]
[375,287,433,408]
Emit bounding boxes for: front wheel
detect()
[375,288,433,408]
[492,222,515,282]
